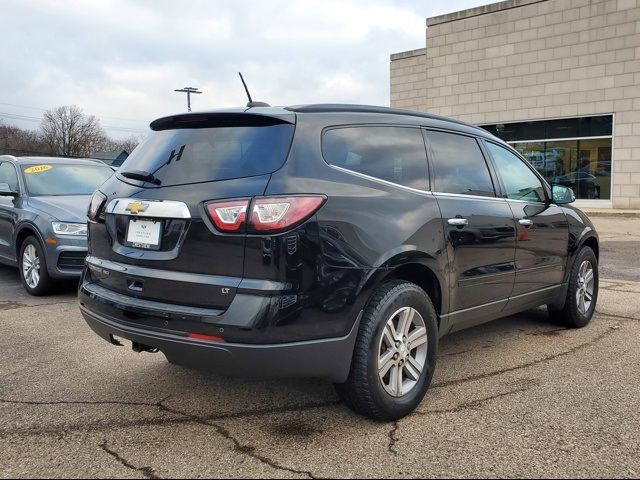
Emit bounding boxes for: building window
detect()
[481,115,612,200]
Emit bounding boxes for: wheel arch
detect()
[581,235,599,261]
[382,263,443,318]
[360,253,446,320]
[560,230,599,288]
[14,222,46,258]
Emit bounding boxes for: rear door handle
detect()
[448,218,469,227]
[519,219,533,228]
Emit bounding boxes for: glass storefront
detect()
[481,116,613,200]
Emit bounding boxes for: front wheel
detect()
[19,236,53,296]
[335,281,439,421]
[548,246,598,328]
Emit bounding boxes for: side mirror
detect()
[0,183,18,197]
[552,185,575,205]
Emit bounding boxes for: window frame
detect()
[321,123,432,193]
[0,161,22,197]
[422,127,499,199]
[481,138,551,205]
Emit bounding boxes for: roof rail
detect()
[0,154,18,162]
[285,104,479,130]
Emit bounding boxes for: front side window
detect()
[322,126,429,191]
[0,162,19,192]
[22,164,113,196]
[426,131,495,197]
[486,142,546,202]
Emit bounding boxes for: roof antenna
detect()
[238,72,270,108]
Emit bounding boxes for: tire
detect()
[335,280,438,421]
[19,236,53,296]
[548,246,598,328]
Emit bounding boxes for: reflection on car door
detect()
[483,141,569,303]
[0,162,20,261]
[424,130,517,333]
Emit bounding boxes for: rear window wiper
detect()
[119,170,162,185]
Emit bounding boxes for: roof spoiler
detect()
[149,112,293,131]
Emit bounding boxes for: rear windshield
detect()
[117,123,295,187]
[22,164,114,196]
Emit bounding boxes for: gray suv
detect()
[0,156,114,295]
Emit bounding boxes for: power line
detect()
[0,111,148,134]
[0,101,148,124]
[0,147,85,159]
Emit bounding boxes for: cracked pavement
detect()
[1,216,640,478]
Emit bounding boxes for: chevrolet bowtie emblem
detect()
[125,202,149,215]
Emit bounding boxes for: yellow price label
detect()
[24,165,53,174]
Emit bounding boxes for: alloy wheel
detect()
[377,307,428,398]
[576,260,595,315]
[22,244,41,289]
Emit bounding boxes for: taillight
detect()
[205,199,249,232]
[87,191,107,222]
[204,196,326,234]
[250,196,326,233]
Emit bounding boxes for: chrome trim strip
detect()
[507,284,562,301]
[442,284,563,319]
[106,198,191,219]
[440,297,507,320]
[85,256,290,291]
[432,191,506,202]
[86,255,238,287]
[328,164,433,196]
[83,282,224,317]
[505,198,546,205]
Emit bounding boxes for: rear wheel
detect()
[335,281,438,421]
[19,236,53,296]
[548,246,598,328]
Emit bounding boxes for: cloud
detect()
[0,0,487,138]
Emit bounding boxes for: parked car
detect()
[553,171,600,199]
[79,105,599,420]
[0,156,114,295]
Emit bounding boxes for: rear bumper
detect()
[80,304,360,382]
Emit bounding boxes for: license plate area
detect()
[124,218,163,251]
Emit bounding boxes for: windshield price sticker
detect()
[24,165,53,174]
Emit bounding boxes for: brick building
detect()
[390,0,640,208]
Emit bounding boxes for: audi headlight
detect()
[52,222,88,236]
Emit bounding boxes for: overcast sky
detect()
[1,0,493,138]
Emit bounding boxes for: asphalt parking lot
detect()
[1,216,639,479]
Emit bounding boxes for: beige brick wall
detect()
[390,48,428,111]
[390,0,640,208]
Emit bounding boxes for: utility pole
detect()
[174,87,202,112]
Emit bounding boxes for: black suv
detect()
[80,105,599,420]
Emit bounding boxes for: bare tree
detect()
[40,105,110,157]
[0,121,52,156]
[106,134,144,155]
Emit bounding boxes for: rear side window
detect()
[426,131,495,197]
[118,122,295,187]
[323,126,429,191]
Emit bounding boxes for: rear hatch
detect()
[86,111,296,311]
